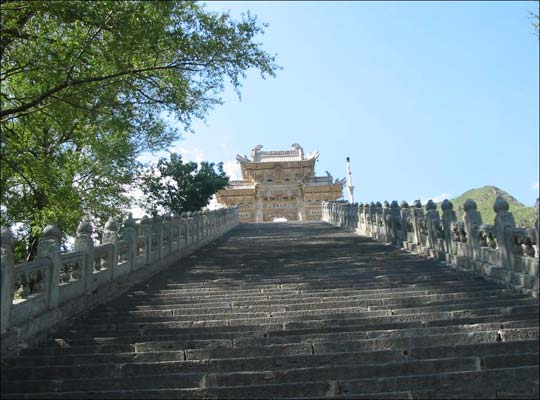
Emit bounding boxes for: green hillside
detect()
[445,186,538,228]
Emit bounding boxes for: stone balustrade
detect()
[322,197,539,297]
[0,207,239,356]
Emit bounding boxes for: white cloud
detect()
[417,192,452,204]
[530,181,539,191]
[223,159,242,181]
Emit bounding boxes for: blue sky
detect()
[140,1,539,209]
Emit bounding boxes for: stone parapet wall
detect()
[0,207,240,358]
[322,198,539,298]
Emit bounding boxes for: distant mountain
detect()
[443,186,538,228]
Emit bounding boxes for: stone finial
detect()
[369,202,375,207]
[375,201,382,208]
[124,213,136,228]
[493,196,509,213]
[463,199,477,212]
[77,220,93,235]
[383,201,390,208]
[42,224,61,242]
[425,200,437,211]
[441,199,454,211]
[141,215,152,225]
[390,200,399,208]
[400,201,409,208]
[186,211,192,217]
[104,216,119,231]
[1,226,14,249]
[412,200,422,208]
[358,202,364,207]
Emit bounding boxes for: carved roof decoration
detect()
[236,143,320,164]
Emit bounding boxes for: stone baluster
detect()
[152,215,163,260]
[186,212,193,246]
[37,224,62,310]
[166,216,175,255]
[462,199,483,260]
[123,214,137,271]
[411,200,424,245]
[351,202,359,231]
[139,215,152,265]
[74,220,95,294]
[424,200,441,250]
[382,201,391,242]
[375,201,383,240]
[400,201,410,245]
[1,226,15,332]
[441,199,457,254]
[389,201,401,245]
[493,196,517,270]
[103,217,119,279]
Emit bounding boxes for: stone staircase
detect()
[2,222,539,399]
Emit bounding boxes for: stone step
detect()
[44,314,539,348]
[233,320,539,348]
[5,352,538,394]
[7,340,537,378]
[102,288,516,312]
[51,311,538,342]
[141,274,489,295]
[81,296,537,323]
[4,366,539,399]
[112,281,502,304]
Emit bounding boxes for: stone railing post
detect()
[389,201,401,245]
[424,200,441,250]
[351,202,359,231]
[74,220,94,294]
[1,226,15,332]
[102,217,119,279]
[463,199,483,260]
[441,199,457,254]
[411,200,424,245]
[152,215,163,260]
[400,201,410,246]
[186,212,193,246]
[382,201,391,242]
[123,214,137,271]
[139,215,152,265]
[37,224,62,310]
[493,196,516,269]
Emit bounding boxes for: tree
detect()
[1,1,278,259]
[139,154,229,216]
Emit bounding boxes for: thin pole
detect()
[346,157,354,204]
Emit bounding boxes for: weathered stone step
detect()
[233,320,539,348]
[109,281,501,304]
[110,281,502,306]
[4,366,539,399]
[47,313,539,346]
[60,305,539,341]
[8,340,538,373]
[90,289,519,317]
[184,327,539,361]
[82,295,537,323]
[144,274,488,294]
[105,288,515,312]
[5,352,538,394]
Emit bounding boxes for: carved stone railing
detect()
[1,207,239,357]
[322,197,539,298]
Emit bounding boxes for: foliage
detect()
[139,154,229,215]
[443,185,538,228]
[0,0,278,259]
